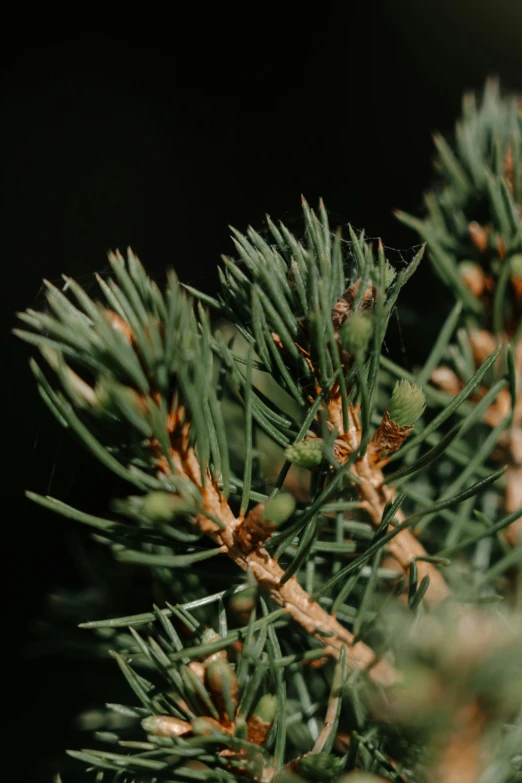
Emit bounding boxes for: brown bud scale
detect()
[468,329,497,368]
[468,221,490,254]
[146,715,192,738]
[246,714,272,746]
[460,264,486,298]
[235,503,276,553]
[104,309,135,342]
[431,366,463,396]
[367,411,412,467]
[188,660,206,683]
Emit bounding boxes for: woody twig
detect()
[155,404,399,688]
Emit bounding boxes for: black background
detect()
[3,2,522,779]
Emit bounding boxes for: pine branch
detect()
[397,78,522,549]
[16,109,522,780]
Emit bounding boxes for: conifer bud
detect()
[510,253,522,278]
[431,366,462,396]
[469,221,489,253]
[468,328,497,367]
[339,311,374,354]
[371,260,396,290]
[383,260,396,289]
[253,694,277,722]
[262,493,296,526]
[141,491,187,522]
[285,438,323,468]
[235,494,295,553]
[104,309,135,342]
[388,380,426,427]
[458,260,486,297]
[205,658,239,720]
[188,660,206,683]
[228,586,257,623]
[247,694,277,745]
[141,714,191,738]
[201,628,227,664]
[94,377,131,410]
[94,377,152,436]
[201,628,221,644]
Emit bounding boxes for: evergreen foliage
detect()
[16,80,522,782]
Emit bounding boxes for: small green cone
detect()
[141,491,187,522]
[339,311,374,354]
[299,751,345,781]
[93,376,115,409]
[205,658,239,721]
[200,628,227,664]
[251,694,278,723]
[285,439,323,468]
[94,378,152,436]
[372,259,396,289]
[262,493,296,526]
[228,586,257,619]
[387,380,426,427]
[94,377,137,411]
[458,260,482,278]
[246,693,277,745]
[141,715,159,734]
[141,714,191,737]
[457,260,486,296]
[201,628,222,645]
[510,253,522,277]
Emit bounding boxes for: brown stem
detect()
[201,484,397,686]
[168,441,399,688]
[330,399,451,606]
[354,455,451,605]
[429,703,487,783]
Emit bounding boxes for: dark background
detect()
[3,2,522,779]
